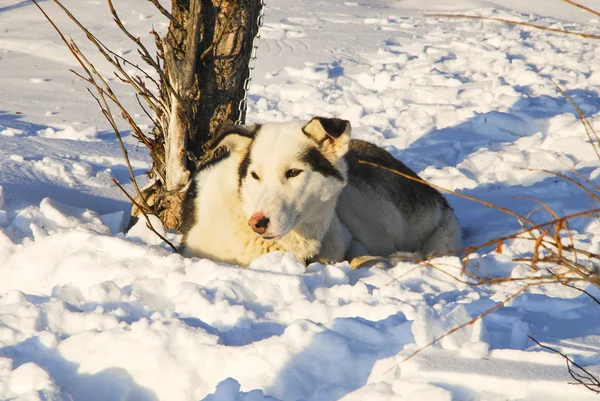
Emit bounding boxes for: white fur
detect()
[240,122,345,239]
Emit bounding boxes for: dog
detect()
[180,117,461,267]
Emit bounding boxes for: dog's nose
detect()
[249,213,270,234]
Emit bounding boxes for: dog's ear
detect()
[209,124,259,153]
[302,117,351,159]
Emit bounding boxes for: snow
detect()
[1,0,600,400]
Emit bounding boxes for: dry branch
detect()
[46,0,171,172]
[529,336,600,393]
[357,160,537,228]
[426,13,600,40]
[112,179,178,252]
[522,167,600,205]
[381,0,600,388]
[553,82,600,160]
[32,0,184,248]
[362,156,600,378]
[562,0,600,19]
[147,0,173,21]
[384,285,530,374]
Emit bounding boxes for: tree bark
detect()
[136,0,260,229]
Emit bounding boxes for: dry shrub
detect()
[371,1,600,391]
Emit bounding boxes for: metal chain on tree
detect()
[235,0,266,125]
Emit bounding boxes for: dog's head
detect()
[216,117,351,241]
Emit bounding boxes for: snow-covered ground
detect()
[1,0,600,400]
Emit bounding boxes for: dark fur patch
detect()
[238,140,254,189]
[209,124,260,151]
[180,177,198,252]
[191,124,260,175]
[195,145,231,173]
[236,125,264,189]
[345,139,450,211]
[300,146,345,181]
[302,117,349,143]
[315,117,349,139]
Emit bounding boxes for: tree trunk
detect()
[135,0,260,230]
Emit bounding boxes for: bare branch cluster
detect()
[427,0,600,41]
[33,0,177,249]
[379,1,600,390]
[366,81,600,384]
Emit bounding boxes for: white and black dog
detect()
[180,117,461,267]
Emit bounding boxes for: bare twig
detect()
[384,286,529,374]
[358,160,536,227]
[556,279,600,307]
[112,178,178,252]
[106,0,165,82]
[53,0,165,97]
[553,82,600,160]
[426,13,600,40]
[520,167,600,205]
[147,0,174,21]
[359,158,600,291]
[529,336,600,393]
[386,5,600,390]
[86,87,152,211]
[33,0,172,242]
[357,159,600,283]
[48,1,167,160]
[136,94,162,139]
[562,0,600,19]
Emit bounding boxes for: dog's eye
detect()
[251,171,259,180]
[285,169,303,179]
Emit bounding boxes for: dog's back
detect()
[337,139,461,258]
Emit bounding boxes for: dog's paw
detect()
[310,255,342,266]
[349,255,391,270]
[389,251,423,264]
